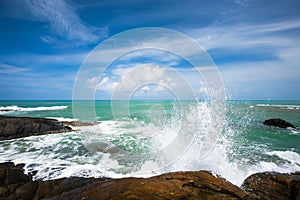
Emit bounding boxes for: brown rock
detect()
[242,171,300,200]
[49,171,248,200]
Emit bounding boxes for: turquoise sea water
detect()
[0,100,299,186]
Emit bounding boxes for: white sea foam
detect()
[46,117,78,122]
[0,105,68,114]
[0,101,299,187]
[256,104,300,110]
[267,150,300,165]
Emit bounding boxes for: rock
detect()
[263,118,296,129]
[0,162,32,198]
[7,177,110,200]
[63,121,99,127]
[0,116,73,141]
[0,186,8,198]
[48,171,248,200]
[242,171,300,200]
[2,162,300,200]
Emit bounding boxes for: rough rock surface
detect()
[0,162,32,199]
[263,118,297,129]
[1,162,300,200]
[53,171,248,200]
[0,162,248,200]
[0,116,72,140]
[242,171,300,200]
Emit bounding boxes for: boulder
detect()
[44,171,248,200]
[0,116,73,140]
[242,171,300,200]
[0,162,31,197]
[263,118,296,129]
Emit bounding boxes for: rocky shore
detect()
[0,162,299,200]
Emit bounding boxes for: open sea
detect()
[0,100,299,186]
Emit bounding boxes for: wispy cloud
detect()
[189,19,300,52]
[0,63,30,74]
[22,0,107,43]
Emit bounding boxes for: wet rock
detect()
[242,171,300,200]
[2,162,300,200]
[0,162,31,198]
[0,116,73,140]
[263,118,296,129]
[63,121,99,127]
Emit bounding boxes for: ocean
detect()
[0,100,299,186]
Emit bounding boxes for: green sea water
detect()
[0,100,299,186]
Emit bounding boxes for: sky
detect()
[0,0,299,100]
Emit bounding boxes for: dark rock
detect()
[242,171,300,200]
[0,162,15,169]
[5,169,30,186]
[0,116,73,141]
[263,118,296,129]
[15,164,25,170]
[0,162,32,198]
[0,186,8,198]
[8,181,38,200]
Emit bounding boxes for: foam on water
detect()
[256,104,300,110]
[0,101,299,186]
[0,105,68,114]
[47,117,78,122]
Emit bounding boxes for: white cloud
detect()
[234,0,249,6]
[23,0,106,43]
[93,63,206,100]
[97,76,118,92]
[141,85,150,91]
[0,52,87,67]
[189,19,300,51]
[86,76,98,85]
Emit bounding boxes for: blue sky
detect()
[0,0,299,100]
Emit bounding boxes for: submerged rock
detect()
[0,116,73,141]
[242,171,300,200]
[263,118,296,129]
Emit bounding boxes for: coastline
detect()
[0,107,299,199]
[0,162,299,199]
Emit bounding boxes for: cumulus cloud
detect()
[88,63,200,100]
